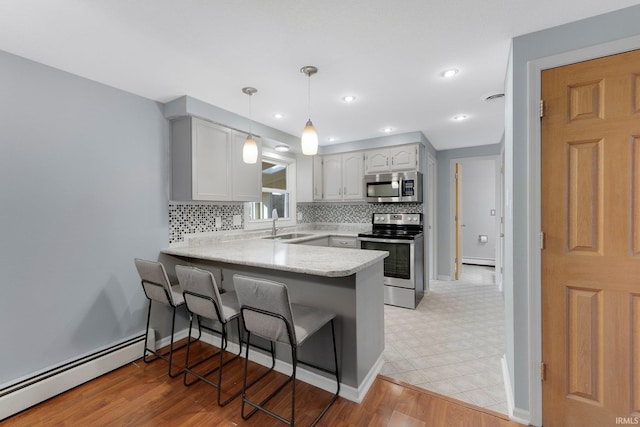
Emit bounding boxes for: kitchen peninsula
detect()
[160,233,387,402]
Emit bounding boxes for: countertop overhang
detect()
[161,234,388,278]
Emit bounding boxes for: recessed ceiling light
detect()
[382,127,394,133]
[442,69,459,78]
[273,113,284,119]
[327,137,337,142]
[274,144,290,152]
[452,114,468,121]
[342,95,356,103]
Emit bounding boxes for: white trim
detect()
[437,274,452,281]
[525,35,640,427]
[427,152,438,281]
[199,331,382,403]
[501,354,522,423]
[0,337,145,421]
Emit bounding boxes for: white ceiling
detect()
[1,0,638,151]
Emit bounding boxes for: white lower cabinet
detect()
[322,152,364,201]
[171,117,261,202]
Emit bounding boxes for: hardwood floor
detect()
[2,341,526,426]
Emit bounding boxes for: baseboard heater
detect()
[0,334,145,421]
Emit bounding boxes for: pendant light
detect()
[300,66,318,155]
[241,87,258,164]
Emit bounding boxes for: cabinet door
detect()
[365,148,389,173]
[313,155,323,201]
[342,152,364,200]
[322,154,343,200]
[231,131,262,201]
[389,145,417,171]
[192,119,231,201]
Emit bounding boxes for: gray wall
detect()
[0,50,170,387]
[436,143,503,278]
[460,159,496,263]
[508,3,640,418]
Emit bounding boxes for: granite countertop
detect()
[162,230,387,278]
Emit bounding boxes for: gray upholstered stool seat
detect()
[176,265,245,406]
[134,258,198,378]
[233,274,340,426]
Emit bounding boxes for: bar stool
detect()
[233,274,340,426]
[134,258,198,378]
[175,265,244,406]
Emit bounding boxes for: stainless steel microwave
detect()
[364,171,423,203]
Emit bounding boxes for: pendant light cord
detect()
[307,74,311,121]
[249,93,253,137]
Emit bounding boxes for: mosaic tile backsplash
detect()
[169,201,423,243]
[169,202,243,243]
[297,202,423,224]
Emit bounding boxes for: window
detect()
[245,152,296,229]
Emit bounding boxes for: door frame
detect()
[427,152,437,281]
[449,155,501,282]
[523,35,640,426]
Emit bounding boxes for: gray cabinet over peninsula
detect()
[160,237,387,402]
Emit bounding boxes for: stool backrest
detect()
[176,265,224,322]
[233,275,295,345]
[134,258,176,306]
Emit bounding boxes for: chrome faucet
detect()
[271,208,279,236]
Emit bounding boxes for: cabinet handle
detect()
[344,187,347,196]
[391,157,394,165]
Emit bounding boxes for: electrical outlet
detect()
[233,215,242,226]
[215,217,221,228]
[297,212,303,222]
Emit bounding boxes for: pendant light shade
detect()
[243,136,258,163]
[241,87,258,164]
[301,119,318,155]
[300,66,318,156]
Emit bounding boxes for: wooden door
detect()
[542,49,640,426]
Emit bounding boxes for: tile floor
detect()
[382,264,508,414]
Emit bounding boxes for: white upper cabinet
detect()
[192,118,231,200]
[171,117,261,202]
[321,152,364,201]
[389,145,417,171]
[230,130,262,202]
[322,154,343,200]
[342,152,364,200]
[365,148,391,173]
[364,144,418,173]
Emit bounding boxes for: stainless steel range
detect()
[358,213,424,309]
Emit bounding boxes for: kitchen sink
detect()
[263,233,315,240]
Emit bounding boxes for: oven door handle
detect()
[358,237,415,245]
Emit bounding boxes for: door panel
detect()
[542,49,640,426]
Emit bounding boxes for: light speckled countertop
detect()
[161,229,387,278]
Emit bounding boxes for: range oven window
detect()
[366,181,399,198]
[360,240,411,279]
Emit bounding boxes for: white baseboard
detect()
[199,331,381,403]
[511,408,532,425]
[437,274,452,281]
[501,355,532,425]
[0,335,145,422]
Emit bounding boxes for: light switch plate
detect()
[215,217,221,228]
